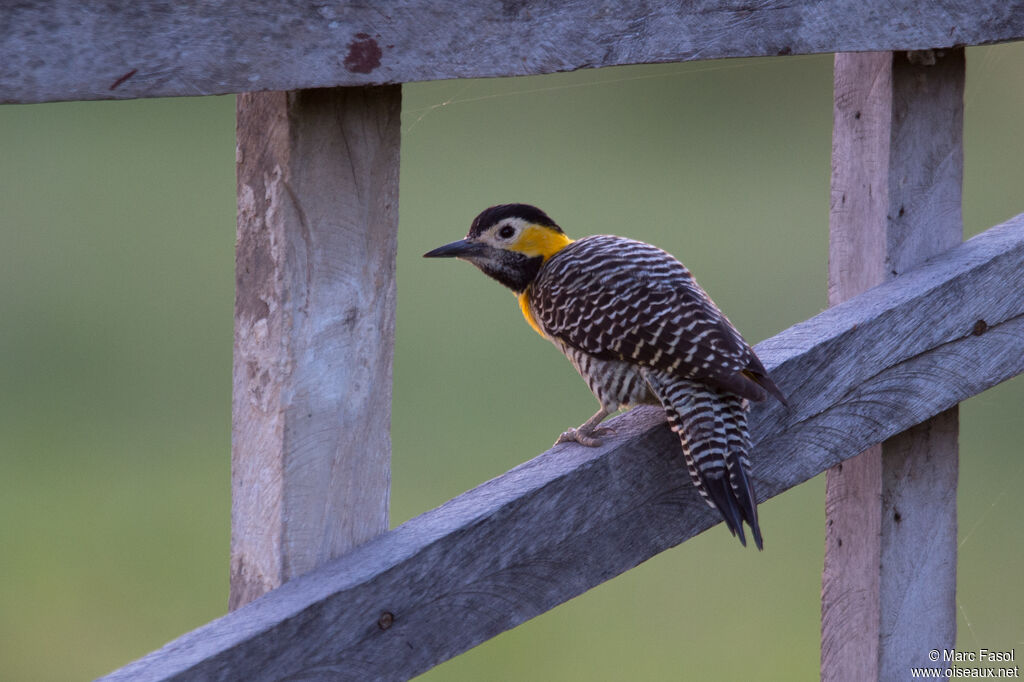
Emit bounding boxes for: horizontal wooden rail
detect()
[101,213,1024,681]
[4,1,1024,104]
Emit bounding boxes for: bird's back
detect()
[529,235,776,403]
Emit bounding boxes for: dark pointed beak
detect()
[423,238,486,259]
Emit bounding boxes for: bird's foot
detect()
[555,425,613,448]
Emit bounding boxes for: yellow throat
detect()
[513,224,573,338]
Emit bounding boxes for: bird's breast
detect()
[517,289,547,339]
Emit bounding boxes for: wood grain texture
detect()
[822,57,892,678]
[822,49,963,680]
[231,87,400,609]
[3,1,1024,103]
[102,214,1024,681]
[879,408,958,677]
[879,50,963,681]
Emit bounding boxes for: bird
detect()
[424,204,787,548]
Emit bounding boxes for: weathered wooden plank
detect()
[821,55,891,679]
[879,408,958,673]
[101,215,1024,681]
[878,49,963,682]
[231,86,400,609]
[822,49,963,681]
[3,1,1024,104]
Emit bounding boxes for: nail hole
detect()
[378,611,394,630]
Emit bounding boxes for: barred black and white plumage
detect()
[424,204,787,549]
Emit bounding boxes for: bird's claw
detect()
[555,426,613,448]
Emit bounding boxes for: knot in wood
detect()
[378,611,394,630]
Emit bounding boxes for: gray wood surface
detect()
[878,50,963,681]
[3,1,1024,104]
[231,87,400,609]
[101,214,1024,681]
[822,49,963,681]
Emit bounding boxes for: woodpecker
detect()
[424,204,787,548]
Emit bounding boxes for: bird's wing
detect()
[531,235,774,402]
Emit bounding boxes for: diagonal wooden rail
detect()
[3,1,1024,104]
[101,213,1024,681]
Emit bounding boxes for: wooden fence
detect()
[3,2,1023,680]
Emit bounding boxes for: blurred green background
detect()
[1,45,1022,681]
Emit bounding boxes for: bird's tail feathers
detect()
[647,372,763,549]
[721,396,762,550]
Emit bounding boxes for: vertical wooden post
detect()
[822,50,962,679]
[231,86,401,609]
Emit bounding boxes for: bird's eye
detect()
[498,225,516,239]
